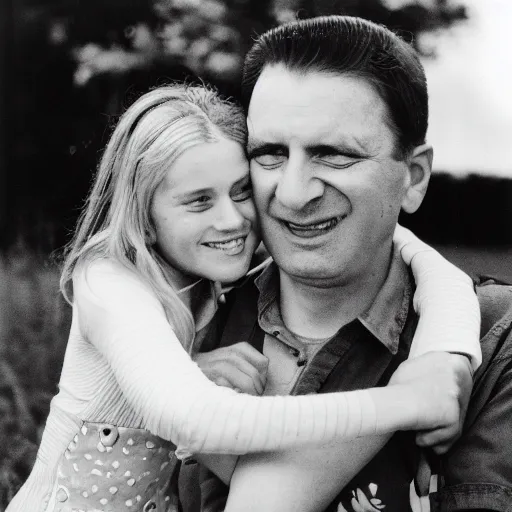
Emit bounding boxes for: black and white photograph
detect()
[1,1,511,511]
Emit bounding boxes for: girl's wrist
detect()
[368,385,418,433]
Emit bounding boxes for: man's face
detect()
[247,65,426,287]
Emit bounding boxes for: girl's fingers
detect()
[416,426,461,455]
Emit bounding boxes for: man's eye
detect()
[316,154,359,168]
[253,154,286,169]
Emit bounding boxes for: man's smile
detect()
[280,215,347,238]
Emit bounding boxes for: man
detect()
[188,16,512,511]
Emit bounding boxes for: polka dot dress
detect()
[50,423,177,511]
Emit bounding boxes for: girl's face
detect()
[150,138,260,284]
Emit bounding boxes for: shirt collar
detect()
[192,256,274,335]
[254,242,411,354]
[189,279,219,333]
[359,243,412,354]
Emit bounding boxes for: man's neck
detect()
[279,249,393,340]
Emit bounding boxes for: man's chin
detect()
[277,260,345,286]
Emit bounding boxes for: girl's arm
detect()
[225,439,388,512]
[394,224,481,369]
[74,259,462,457]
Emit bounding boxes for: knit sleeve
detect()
[394,224,482,370]
[73,259,414,456]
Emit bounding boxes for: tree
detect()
[4,0,468,252]
[0,0,13,243]
[69,0,466,92]
[292,0,466,54]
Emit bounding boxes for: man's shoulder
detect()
[433,278,512,510]
[476,277,512,339]
[473,277,512,386]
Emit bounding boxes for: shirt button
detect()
[297,359,307,367]
[290,348,300,357]
[273,330,280,337]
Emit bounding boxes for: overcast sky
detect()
[387,0,512,177]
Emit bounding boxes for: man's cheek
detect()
[252,186,273,211]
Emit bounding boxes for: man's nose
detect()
[275,156,324,210]
[213,197,246,231]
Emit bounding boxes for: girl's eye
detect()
[187,196,212,210]
[192,195,210,204]
[232,185,253,202]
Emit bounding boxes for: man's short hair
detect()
[242,15,428,158]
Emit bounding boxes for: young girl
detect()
[7,85,479,512]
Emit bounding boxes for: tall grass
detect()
[0,244,70,510]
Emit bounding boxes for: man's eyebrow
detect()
[308,143,367,157]
[247,138,370,156]
[246,141,286,156]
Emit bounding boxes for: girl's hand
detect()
[193,342,269,396]
[389,352,473,453]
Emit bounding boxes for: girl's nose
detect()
[213,197,246,231]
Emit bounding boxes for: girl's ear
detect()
[402,144,433,214]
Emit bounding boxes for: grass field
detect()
[0,243,510,509]
[0,247,70,509]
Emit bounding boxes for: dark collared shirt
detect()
[254,243,411,397]
[192,261,512,512]
[252,246,422,511]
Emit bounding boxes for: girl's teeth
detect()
[207,238,243,250]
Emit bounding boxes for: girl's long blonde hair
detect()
[60,84,247,351]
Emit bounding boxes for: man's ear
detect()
[401,144,433,213]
